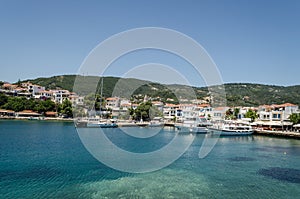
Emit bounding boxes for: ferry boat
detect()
[208,120,253,136]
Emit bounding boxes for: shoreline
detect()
[0,116,74,122]
[1,117,300,139]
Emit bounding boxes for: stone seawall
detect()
[254,129,300,139]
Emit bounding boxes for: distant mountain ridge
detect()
[19,75,300,106]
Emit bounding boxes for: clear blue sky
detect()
[0,0,299,86]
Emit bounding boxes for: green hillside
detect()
[20,75,300,106]
[223,83,300,107]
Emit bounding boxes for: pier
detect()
[254,129,300,139]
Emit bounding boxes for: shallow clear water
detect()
[0,120,300,198]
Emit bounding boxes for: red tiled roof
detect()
[45,111,57,116]
[197,103,210,107]
[106,97,118,101]
[279,103,297,107]
[0,109,15,113]
[214,107,228,111]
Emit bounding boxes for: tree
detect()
[172,116,177,123]
[34,99,56,113]
[59,99,73,118]
[72,106,86,118]
[2,97,27,112]
[83,93,97,110]
[225,109,234,120]
[133,101,152,121]
[0,93,8,107]
[289,113,300,124]
[234,108,240,119]
[26,98,37,111]
[17,79,22,87]
[245,109,258,122]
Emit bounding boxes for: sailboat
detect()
[76,78,118,128]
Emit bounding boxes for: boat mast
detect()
[100,78,103,119]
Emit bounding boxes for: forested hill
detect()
[223,83,300,107]
[19,75,300,106]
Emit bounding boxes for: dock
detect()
[254,129,300,139]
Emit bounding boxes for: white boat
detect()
[209,120,253,136]
[76,78,117,128]
[176,117,211,134]
[85,118,118,128]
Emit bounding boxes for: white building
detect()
[68,94,84,105]
[33,90,53,100]
[257,103,299,122]
[152,101,164,112]
[51,90,70,104]
[27,84,45,97]
[211,107,230,121]
[197,104,212,118]
[106,97,120,109]
[179,104,198,121]
[163,104,182,121]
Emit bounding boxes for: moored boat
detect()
[208,120,253,136]
[75,118,118,128]
[176,117,211,134]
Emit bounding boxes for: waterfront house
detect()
[179,104,198,121]
[45,111,58,117]
[16,110,41,118]
[197,104,212,118]
[163,104,182,121]
[257,103,298,122]
[0,109,15,117]
[151,101,164,112]
[68,94,84,105]
[211,107,229,121]
[253,103,298,130]
[106,97,120,109]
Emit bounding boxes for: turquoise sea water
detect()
[0,120,300,198]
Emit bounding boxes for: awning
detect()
[252,121,292,126]
[293,124,300,128]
